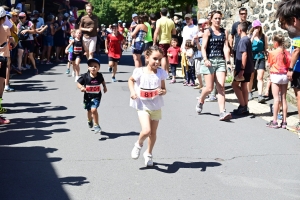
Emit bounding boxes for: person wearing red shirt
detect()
[105,24,125,82]
[167,38,181,83]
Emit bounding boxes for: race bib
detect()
[292,39,300,48]
[140,88,158,100]
[74,46,82,53]
[86,85,101,94]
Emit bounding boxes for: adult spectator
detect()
[118,20,124,34]
[54,14,67,62]
[32,10,44,29]
[153,8,176,73]
[181,14,198,50]
[0,7,10,124]
[17,12,38,74]
[32,10,44,63]
[276,0,300,133]
[41,14,56,64]
[106,24,112,34]
[131,14,148,67]
[149,13,156,38]
[16,0,26,12]
[229,7,252,64]
[58,0,71,15]
[79,3,98,59]
[144,14,153,53]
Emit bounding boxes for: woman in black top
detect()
[196,10,232,121]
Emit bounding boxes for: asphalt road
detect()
[0,51,300,200]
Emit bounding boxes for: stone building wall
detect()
[197,0,289,48]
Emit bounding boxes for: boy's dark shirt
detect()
[235,35,254,73]
[231,21,252,51]
[77,72,104,100]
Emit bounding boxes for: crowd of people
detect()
[0,0,300,166]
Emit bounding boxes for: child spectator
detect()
[184,39,195,86]
[167,38,181,83]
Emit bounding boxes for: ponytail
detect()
[273,34,287,65]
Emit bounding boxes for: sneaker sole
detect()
[220,114,232,121]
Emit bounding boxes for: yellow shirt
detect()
[156,16,175,44]
[11,21,18,44]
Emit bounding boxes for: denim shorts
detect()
[83,98,100,110]
[43,35,54,47]
[200,57,226,74]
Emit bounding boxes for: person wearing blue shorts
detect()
[77,58,107,134]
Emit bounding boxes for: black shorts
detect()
[108,57,119,63]
[144,41,153,51]
[18,40,34,53]
[71,53,82,61]
[234,71,252,83]
[0,57,7,79]
[254,59,266,70]
[291,71,300,89]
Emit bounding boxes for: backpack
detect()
[18,21,30,41]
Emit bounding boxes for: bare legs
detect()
[132,53,142,67]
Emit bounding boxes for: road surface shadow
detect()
[99,131,139,141]
[140,161,222,173]
[0,146,88,199]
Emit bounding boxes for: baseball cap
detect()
[132,13,138,18]
[118,20,122,23]
[198,18,206,24]
[32,10,39,15]
[252,19,262,28]
[69,16,75,22]
[19,12,26,17]
[64,13,70,18]
[0,7,6,18]
[6,11,11,18]
[111,23,117,27]
[87,58,100,66]
[185,13,192,19]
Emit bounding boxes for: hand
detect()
[193,35,199,40]
[21,30,28,34]
[238,70,244,78]
[204,60,211,67]
[105,49,108,54]
[227,64,232,72]
[70,40,74,44]
[287,71,293,81]
[103,86,107,93]
[80,87,86,92]
[253,29,259,37]
[130,92,137,100]
[158,88,165,95]
[87,28,93,32]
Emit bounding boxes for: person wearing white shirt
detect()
[32,10,44,29]
[180,14,198,51]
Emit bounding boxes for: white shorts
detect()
[195,58,202,75]
[83,36,97,53]
[270,74,288,84]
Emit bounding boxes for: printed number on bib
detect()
[86,85,101,94]
[140,88,158,100]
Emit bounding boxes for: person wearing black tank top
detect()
[195,11,232,121]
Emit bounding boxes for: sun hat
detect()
[184,14,192,19]
[252,19,262,28]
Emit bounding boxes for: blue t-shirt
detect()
[291,37,300,72]
[69,36,74,53]
[252,37,265,60]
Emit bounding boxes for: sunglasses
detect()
[19,17,25,19]
[88,65,99,68]
[239,12,247,15]
[198,23,202,26]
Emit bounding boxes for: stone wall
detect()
[197,0,289,48]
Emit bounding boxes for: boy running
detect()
[77,58,107,134]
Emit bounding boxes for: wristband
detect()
[226,61,231,65]
[288,68,294,72]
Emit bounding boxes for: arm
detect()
[264,35,269,57]
[223,30,231,66]
[158,80,167,95]
[50,24,56,35]
[287,47,300,81]
[128,76,137,99]
[77,82,86,92]
[35,25,48,34]
[153,23,160,46]
[131,24,140,37]
[201,29,210,67]
[102,80,107,93]
[105,37,108,53]
[241,52,247,69]
[65,40,74,52]
[229,34,234,50]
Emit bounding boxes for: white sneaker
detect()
[72,71,75,77]
[75,76,79,82]
[131,143,142,159]
[143,152,153,167]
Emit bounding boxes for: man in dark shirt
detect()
[58,0,71,14]
[229,8,252,64]
[231,22,254,115]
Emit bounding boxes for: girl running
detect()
[266,34,291,129]
[128,46,168,167]
[66,29,83,82]
[65,29,75,75]
[105,23,125,82]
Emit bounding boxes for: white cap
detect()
[198,18,207,24]
[0,7,6,18]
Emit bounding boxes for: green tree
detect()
[89,0,119,25]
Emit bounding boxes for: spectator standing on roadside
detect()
[153,8,176,74]
[79,3,98,60]
[58,0,71,15]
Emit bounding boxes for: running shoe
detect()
[286,122,300,133]
[266,120,279,129]
[248,92,253,101]
[4,86,14,92]
[66,68,70,74]
[257,95,265,103]
[14,68,22,75]
[219,110,232,121]
[0,107,7,114]
[108,67,112,73]
[188,83,195,87]
[94,125,101,134]
[72,71,75,77]
[75,76,79,82]
[143,152,154,167]
[112,77,117,82]
[0,116,10,124]
[33,69,38,75]
[131,143,142,159]
[205,96,217,102]
[195,102,203,114]
[233,105,249,115]
[169,80,176,84]
[281,122,287,129]
[88,120,93,128]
